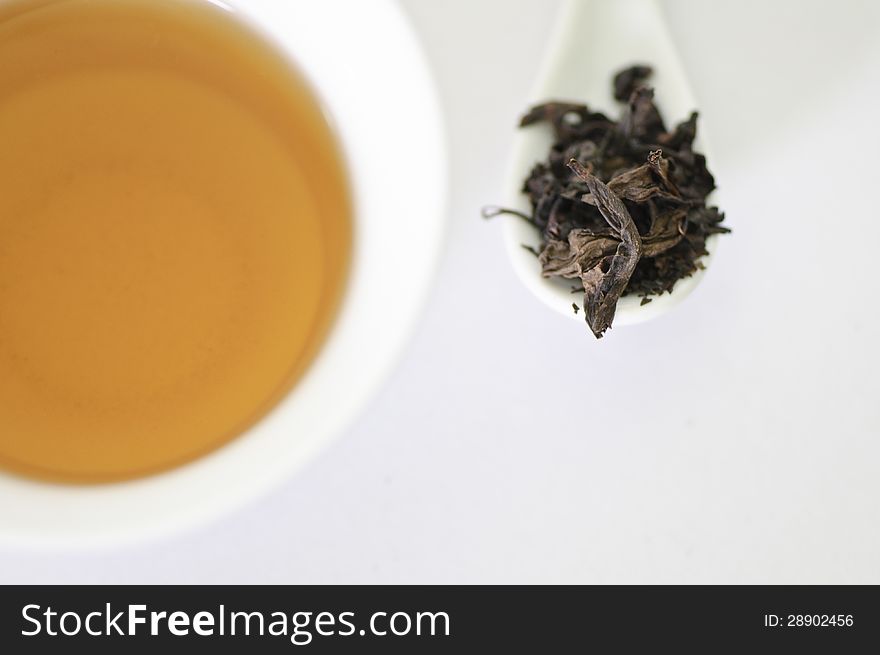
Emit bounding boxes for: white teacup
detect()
[0,0,447,547]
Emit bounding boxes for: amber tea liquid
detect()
[0,0,352,481]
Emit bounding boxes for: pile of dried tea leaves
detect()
[489,65,728,338]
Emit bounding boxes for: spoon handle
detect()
[534,0,697,117]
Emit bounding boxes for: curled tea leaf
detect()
[567,160,642,338]
[613,64,653,101]
[539,228,619,279]
[521,102,615,143]
[619,87,666,142]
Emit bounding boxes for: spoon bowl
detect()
[502,0,720,327]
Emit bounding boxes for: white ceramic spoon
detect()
[501,0,720,328]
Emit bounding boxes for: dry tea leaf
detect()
[567,160,643,338]
[487,65,729,337]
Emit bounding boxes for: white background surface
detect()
[2,0,879,583]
